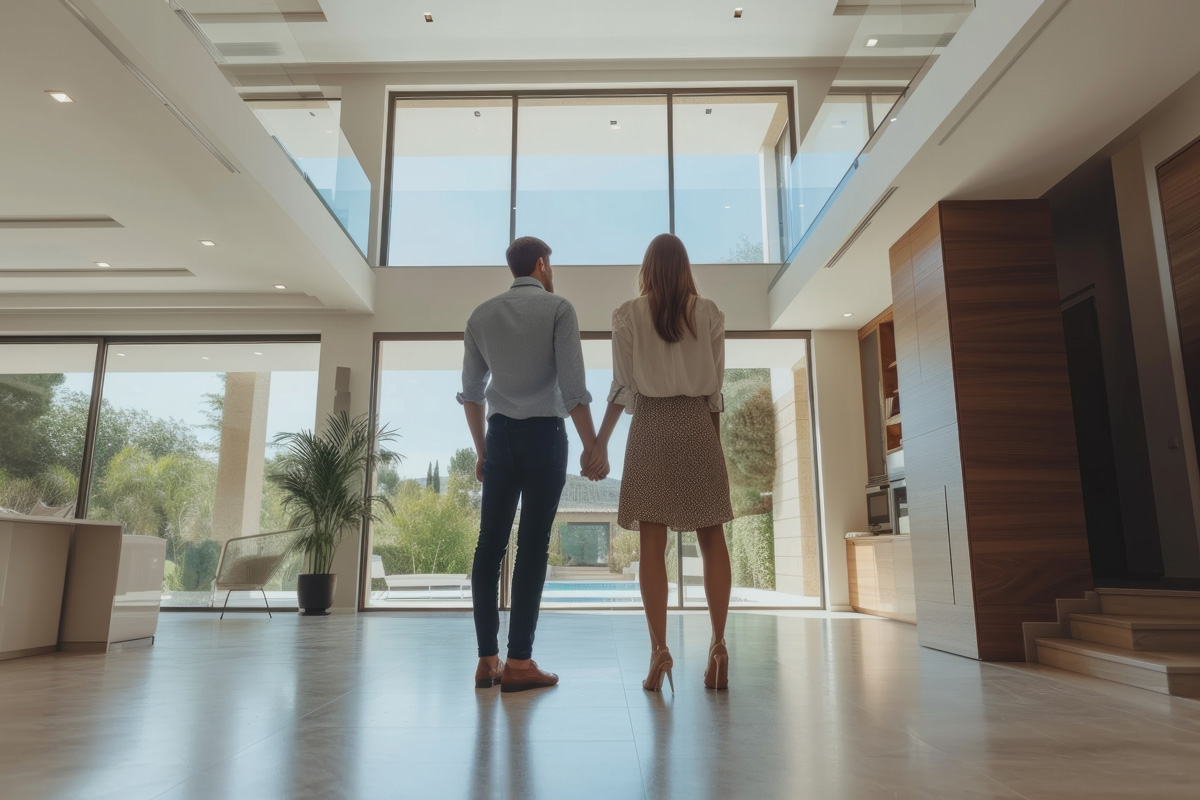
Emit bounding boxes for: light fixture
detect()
[116,353,126,357]
[95,262,110,268]
[199,240,216,246]
[274,284,287,290]
[890,117,898,122]
[253,352,263,356]
[733,8,743,19]
[46,91,73,103]
[201,356,210,361]
[866,38,879,47]
[842,312,854,318]
[423,12,433,22]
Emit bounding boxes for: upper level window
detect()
[383,90,794,267]
[516,97,669,266]
[386,98,514,267]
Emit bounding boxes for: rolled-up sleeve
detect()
[608,307,635,413]
[707,309,726,413]
[457,325,489,406]
[553,301,592,411]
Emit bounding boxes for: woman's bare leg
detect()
[696,524,731,645]
[638,522,670,650]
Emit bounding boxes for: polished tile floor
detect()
[3,611,1200,799]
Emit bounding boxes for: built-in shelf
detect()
[886,414,902,425]
[860,308,903,474]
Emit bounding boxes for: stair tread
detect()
[1070,613,1200,630]
[1096,587,1200,599]
[1036,638,1200,673]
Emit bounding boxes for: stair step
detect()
[1096,587,1200,618]
[1069,614,1200,652]
[1035,637,1200,697]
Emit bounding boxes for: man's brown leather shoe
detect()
[475,659,504,689]
[500,661,559,693]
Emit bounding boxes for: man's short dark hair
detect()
[506,237,552,278]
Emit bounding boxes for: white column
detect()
[810,331,869,611]
[211,372,272,545]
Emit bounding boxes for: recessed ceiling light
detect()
[274,284,287,290]
[843,312,854,318]
[890,117,898,122]
[724,205,731,209]
[95,262,110,268]
[423,12,433,22]
[733,8,743,19]
[866,38,879,47]
[254,352,263,356]
[200,240,216,246]
[116,353,126,357]
[46,91,73,103]
[201,356,210,361]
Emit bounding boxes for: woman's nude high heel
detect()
[704,640,729,690]
[643,647,675,693]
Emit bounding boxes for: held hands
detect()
[581,443,609,482]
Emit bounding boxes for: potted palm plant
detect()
[271,411,398,616]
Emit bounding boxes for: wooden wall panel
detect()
[1158,138,1200,461]
[890,200,1092,662]
[939,201,1092,661]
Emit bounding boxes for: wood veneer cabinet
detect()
[889,200,1093,661]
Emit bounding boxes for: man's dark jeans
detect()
[472,414,567,660]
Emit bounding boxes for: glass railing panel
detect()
[247,99,370,257]
[779,0,975,264]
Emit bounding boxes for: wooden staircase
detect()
[1024,588,1200,698]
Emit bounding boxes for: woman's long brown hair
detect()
[639,233,699,344]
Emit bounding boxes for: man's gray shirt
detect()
[458,277,592,419]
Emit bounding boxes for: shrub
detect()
[177,538,223,591]
[608,529,640,575]
[374,483,478,575]
[726,513,775,590]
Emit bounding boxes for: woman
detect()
[588,233,734,692]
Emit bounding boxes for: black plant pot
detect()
[297,573,337,616]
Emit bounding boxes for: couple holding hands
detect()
[459,233,733,695]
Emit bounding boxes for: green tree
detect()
[426,462,434,491]
[448,447,480,508]
[722,233,765,264]
[373,481,478,575]
[721,369,777,517]
[432,460,441,494]
[199,374,227,455]
[89,446,216,548]
[0,373,65,478]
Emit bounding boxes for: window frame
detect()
[379,88,798,267]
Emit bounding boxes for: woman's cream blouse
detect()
[607,296,726,414]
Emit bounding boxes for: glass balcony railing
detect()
[247,99,370,257]
[778,1,975,265]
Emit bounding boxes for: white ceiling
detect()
[772,0,1200,331]
[0,341,320,374]
[0,0,371,311]
[183,0,970,65]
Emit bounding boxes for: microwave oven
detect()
[866,480,909,534]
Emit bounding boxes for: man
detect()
[458,236,599,693]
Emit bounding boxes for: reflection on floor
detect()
[2,611,1200,799]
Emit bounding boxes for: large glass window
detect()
[368,335,818,610]
[385,91,793,268]
[84,342,320,608]
[0,343,97,516]
[387,98,514,266]
[672,94,790,264]
[516,97,669,265]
